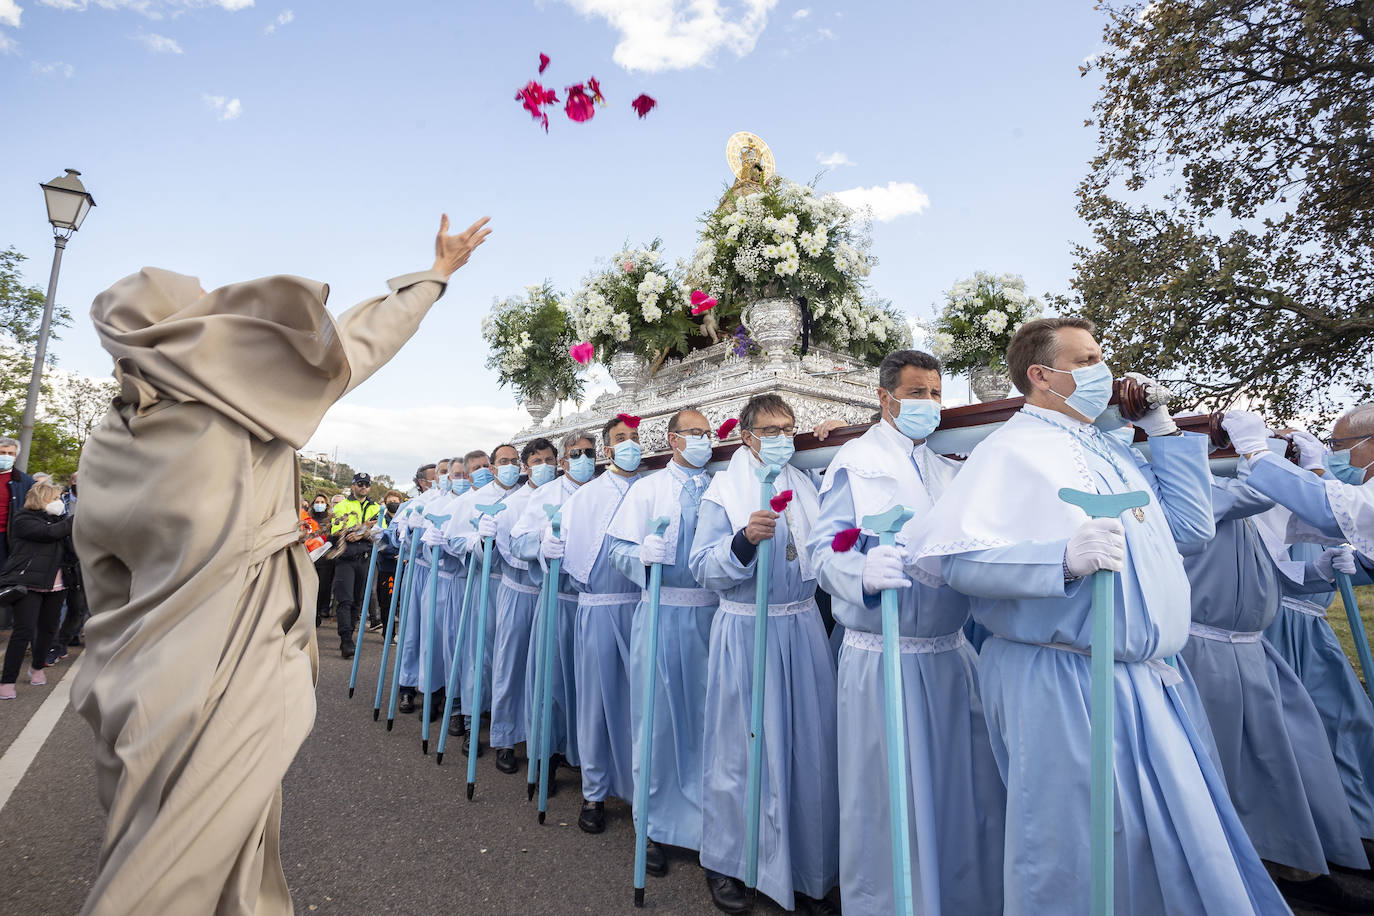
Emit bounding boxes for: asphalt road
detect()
[2,624,1372,915]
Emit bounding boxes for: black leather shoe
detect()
[796,893,841,916]
[578,800,605,834]
[494,747,518,774]
[461,734,483,757]
[427,690,446,722]
[397,688,416,715]
[705,874,750,914]
[1274,874,1374,914]
[448,715,466,738]
[340,644,355,659]
[644,839,667,877]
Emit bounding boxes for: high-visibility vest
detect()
[330,497,382,535]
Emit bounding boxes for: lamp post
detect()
[19,169,95,473]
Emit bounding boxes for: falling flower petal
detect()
[516,80,559,132]
[690,289,718,315]
[565,84,595,122]
[831,528,862,552]
[539,52,550,74]
[716,418,739,439]
[616,412,641,429]
[769,490,794,513]
[588,75,604,104]
[570,342,594,365]
[631,93,657,118]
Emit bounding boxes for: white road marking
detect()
[0,654,83,814]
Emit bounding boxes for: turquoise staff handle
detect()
[349,534,384,698]
[386,528,425,730]
[436,555,479,765]
[373,527,414,719]
[745,463,782,894]
[1058,487,1150,916]
[633,516,673,907]
[418,513,452,754]
[467,502,508,800]
[1337,569,1374,703]
[537,505,564,823]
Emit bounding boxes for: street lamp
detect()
[18,169,95,473]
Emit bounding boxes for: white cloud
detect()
[133,30,181,53]
[792,7,808,17]
[831,181,931,222]
[816,26,834,39]
[303,402,530,485]
[0,0,21,28]
[31,60,74,77]
[202,93,241,120]
[38,0,252,14]
[0,32,17,54]
[263,7,290,33]
[817,151,853,168]
[556,0,778,72]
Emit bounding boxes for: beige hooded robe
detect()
[70,267,448,915]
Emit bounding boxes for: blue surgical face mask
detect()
[496,464,521,488]
[757,434,795,468]
[530,463,556,487]
[1039,361,1114,422]
[569,454,595,483]
[679,434,712,468]
[613,440,642,472]
[1325,440,1372,485]
[437,477,452,493]
[891,397,941,441]
[0,455,14,472]
[470,467,495,489]
[453,478,471,495]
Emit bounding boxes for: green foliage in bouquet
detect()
[927,272,1043,373]
[561,240,697,364]
[482,281,584,404]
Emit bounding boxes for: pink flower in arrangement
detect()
[716,418,739,439]
[616,412,642,429]
[690,290,718,315]
[769,490,794,513]
[631,93,657,118]
[565,84,596,122]
[539,53,550,74]
[831,528,862,552]
[623,261,635,273]
[569,342,594,365]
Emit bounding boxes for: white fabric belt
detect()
[558,592,577,603]
[1188,622,1263,644]
[718,597,814,618]
[1030,641,1183,687]
[1281,597,1328,619]
[643,587,717,607]
[577,591,640,608]
[500,578,541,597]
[843,629,966,655]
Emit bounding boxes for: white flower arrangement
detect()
[925,271,1043,373]
[561,239,694,363]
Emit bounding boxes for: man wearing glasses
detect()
[606,407,720,883]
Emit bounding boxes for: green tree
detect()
[1065,0,1374,422]
[0,246,77,471]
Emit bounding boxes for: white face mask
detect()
[44,500,65,516]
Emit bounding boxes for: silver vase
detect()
[742,297,801,373]
[523,391,555,424]
[607,349,646,396]
[968,365,1011,402]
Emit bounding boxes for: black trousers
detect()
[332,555,369,646]
[2,589,64,683]
[315,557,336,622]
[57,580,89,648]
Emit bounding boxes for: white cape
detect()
[701,447,819,580]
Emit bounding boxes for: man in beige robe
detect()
[69,215,491,916]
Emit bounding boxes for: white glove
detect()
[421,526,445,548]
[1288,429,1327,471]
[861,544,912,595]
[476,514,499,541]
[1221,411,1272,457]
[541,529,565,560]
[640,533,670,566]
[1065,518,1126,578]
[1123,372,1177,436]
[1315,546,1358,582]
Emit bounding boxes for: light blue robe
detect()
[608,461,716,852]
[811,466,1005,916]
[1181,477,1367,872]
[570,471,641,803]
[398,548,441,692]
[940,425,1287,915]
[490,486,541,750]
[512,475,582,768]
[688,474,839,911]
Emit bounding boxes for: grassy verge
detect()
[1323,584,1374,681]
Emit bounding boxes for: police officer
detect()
[331,473,384,658]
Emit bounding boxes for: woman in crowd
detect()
[0,482,74,699]
[312,491,336,626]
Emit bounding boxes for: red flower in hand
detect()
[690,289,718,315]
[616,412,641,429]
[770,490,794,513]
[831,528,861,552]
[565,84,596,122]
[539,53,550,74]
[716,418,739,439]
[631,93,657,118]
[569,342,594,365]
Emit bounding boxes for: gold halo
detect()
[726,131,775,182]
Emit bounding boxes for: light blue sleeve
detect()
[808,469,878,611]
[511,530,541,564]
[1244,453,1345,539]
[1133,431,1215,551]
[942,540,1079,601]
[1210,475,1275,523]
[609,536,647,589]
[688,500,755,591]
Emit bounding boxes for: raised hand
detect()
[432,214,492,278]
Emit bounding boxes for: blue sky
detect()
[0,0,1106,482]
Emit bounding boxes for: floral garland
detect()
[560,240,697,363]
[925,271,1043,373]
[481,281,584,404]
